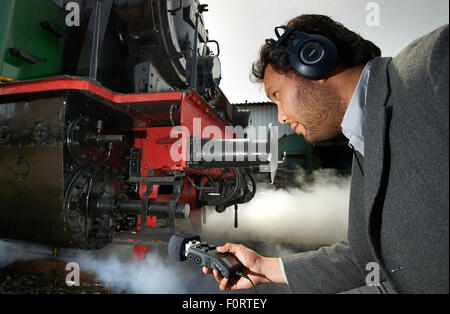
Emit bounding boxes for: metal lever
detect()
[86,134,125,143]
[9,47,43,64]
[234,204,238,228]
[40,21,65,37]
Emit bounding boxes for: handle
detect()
[40,21,65,37]
[9,47,43,64]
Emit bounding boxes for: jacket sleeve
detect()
[280,240,367,293]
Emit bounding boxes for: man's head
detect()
[252,15,381,143]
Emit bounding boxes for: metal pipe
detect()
[190,124,279,183]
[193,138,271,168]
[86,134,126,143]
[190,13,200,90]
[89,0,102,80]
[118,201,190,219]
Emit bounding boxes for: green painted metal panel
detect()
[278,134,313,172]
[279,134,310,155]
[0,0,66,81]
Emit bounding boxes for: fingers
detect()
[213,268,223,283]
[202,267,224,283]
[203,243,254,291]
[203,267,232,290]
[212,268,230,291]
[219,277,229,291]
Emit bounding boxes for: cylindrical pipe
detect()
[190,12,200,90]
[86,134,125,143]
[190,124,279,182]
[118,200,190,219]
[176,203,190,219]
[148,202,190,219]
[89,0,102,80]
[193,138,271,168]
[118,201,142,213]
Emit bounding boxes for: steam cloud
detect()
[201,169,351,251]
[0,240,46,268]
[70,247,219,294]
[0,169,350,293]
[0,241,221,294]
[74,168,351,293]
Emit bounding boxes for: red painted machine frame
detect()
[0,76,233,258]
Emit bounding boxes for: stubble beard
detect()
[295,81,347,144]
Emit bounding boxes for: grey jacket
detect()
[281,25,449,294]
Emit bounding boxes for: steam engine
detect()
[0,0,277,250]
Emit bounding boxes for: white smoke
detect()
[0,240,48,268]
[0,241,221,293]
[71,247,217,294]
[0,169,350,293]
[201,169,351,249]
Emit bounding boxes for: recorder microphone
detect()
[168,233,243,278]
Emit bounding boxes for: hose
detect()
[206,168,241,207]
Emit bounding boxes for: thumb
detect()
[216,243,239,254]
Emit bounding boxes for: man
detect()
[203,15,449,294]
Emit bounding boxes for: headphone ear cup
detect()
[268,26,339,80]
[289,34,338,80]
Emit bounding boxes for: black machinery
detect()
[0,0,277,250]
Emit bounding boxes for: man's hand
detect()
[202,243,287,291]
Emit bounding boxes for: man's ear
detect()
[310,78,328,85]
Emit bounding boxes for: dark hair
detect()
[251,14,381,82]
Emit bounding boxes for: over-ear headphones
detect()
[266,26,339,80]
